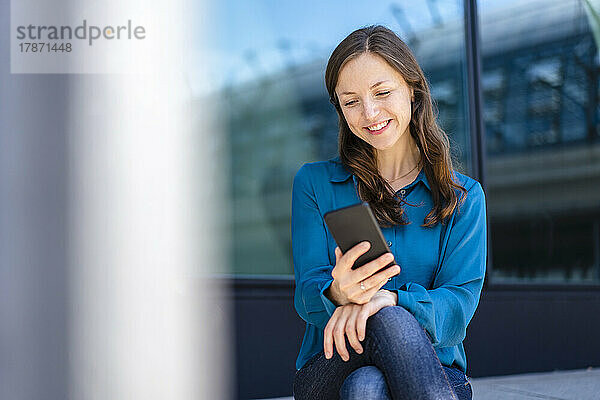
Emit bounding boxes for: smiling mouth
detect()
[364,119,391,134]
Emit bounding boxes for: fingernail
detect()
[357,348,363,354]
[362,241,370,248]
[359,335,364,341]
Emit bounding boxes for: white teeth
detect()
[367,120,389,131]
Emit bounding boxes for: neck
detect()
[376,131,421,181]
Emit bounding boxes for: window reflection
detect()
[208,1,468,275]
[481,0,600,283]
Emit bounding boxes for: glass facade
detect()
[206,1,469,275]
[481,0,600,283]
[203,0,600,282]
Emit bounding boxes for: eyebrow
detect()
[339,80,391,96]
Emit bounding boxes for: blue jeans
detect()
[293,306,472,400]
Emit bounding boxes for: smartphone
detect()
[323,202,398,273]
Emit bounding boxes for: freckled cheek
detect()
[391,101,412,122]
[342,111,363,136]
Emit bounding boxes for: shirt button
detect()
[387,241,392,247]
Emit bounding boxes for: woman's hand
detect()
[323,289,398,361]
[327,242,401,306]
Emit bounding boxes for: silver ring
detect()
[360,281,366,291]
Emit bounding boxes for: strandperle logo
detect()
[16,19,146,46]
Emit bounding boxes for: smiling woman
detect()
[292,25,486,400]
[334,53,417,192]
[325,25,469,229]
[337,57,412,139]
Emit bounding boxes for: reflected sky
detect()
[188,0,588,96]
[191,0,464,95]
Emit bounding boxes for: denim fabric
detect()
[293,306,469,400]
[291,156,487,372]
[340,366,391,399]
[338,365,471,400]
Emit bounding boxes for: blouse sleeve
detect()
[291,164,338,330]
[392,181,487,348]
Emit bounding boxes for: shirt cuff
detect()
[319,279,337,316]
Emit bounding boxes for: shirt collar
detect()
[328,155,431,191]
[328,156,353,182]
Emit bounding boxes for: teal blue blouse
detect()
[291,156,487,373]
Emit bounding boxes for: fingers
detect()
[333,247,341,281]
[339,241,371,270]
[347,264,400,305]
[333,245,401,306]
[324,306,362,362]
[356,305,371,342]
[332,308,351,361]
[324,307,350,360]
[354,252,398,281]
[359,264,401,292]
[344,307,364,355]
[323,309,337,359]
[353,282,383,305]
[331,243,372,305]
[355,298,394,343]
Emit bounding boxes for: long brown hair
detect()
[325,25,467,227]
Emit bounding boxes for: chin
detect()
[354,129,400,149]
[368,136,401,151]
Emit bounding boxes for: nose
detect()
[362,98,379,121]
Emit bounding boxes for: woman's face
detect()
[335,52,414,152]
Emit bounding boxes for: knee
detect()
[366,306,427,345]
[339,366,389,400]
[368,306,420,331]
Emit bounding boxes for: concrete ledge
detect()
[471,368,600,399]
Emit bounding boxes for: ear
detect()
[410,88,415,102]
